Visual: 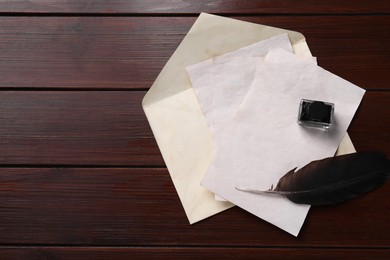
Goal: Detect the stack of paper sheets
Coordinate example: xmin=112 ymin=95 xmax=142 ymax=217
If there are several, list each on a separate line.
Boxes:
xmin=187 ymin=34 xmax=365 ymax=236
xmin=143 ymin=13 xmax=365 ymax=236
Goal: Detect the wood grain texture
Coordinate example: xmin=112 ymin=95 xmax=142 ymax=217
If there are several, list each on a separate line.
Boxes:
xmin=0 ymin=16 xmax=389 ymax=89
xmin=0 ymin=91 xmax=388 ymax=166
xmin=0 ymin=0 xmax=389 ymax=14
xmin=348 ymin=92 xmax=390 ymax=153
xmin=1 ymin=247 xmax=390 ymax=260
xmin=0 ymin=168 xmax=389 ymax=246
xmin=0 ymin=0 xmax=389 ymax=257
xmin=0 ymin=91 xmax=163 ymax=166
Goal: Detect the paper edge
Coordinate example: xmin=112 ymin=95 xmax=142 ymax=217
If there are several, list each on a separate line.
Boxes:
xmin=141 ymin=12 xmax=358 ymax=226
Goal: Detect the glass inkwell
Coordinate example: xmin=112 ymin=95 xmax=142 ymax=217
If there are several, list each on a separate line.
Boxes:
xmin=298 ymin=99 xmax=334 ymax=129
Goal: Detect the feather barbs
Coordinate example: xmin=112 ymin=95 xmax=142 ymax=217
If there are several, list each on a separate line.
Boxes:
xmin=236 ymin=152 xmax=390 ymax=205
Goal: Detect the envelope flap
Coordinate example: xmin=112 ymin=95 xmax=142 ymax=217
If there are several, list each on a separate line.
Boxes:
xmin=142 ymin=13 xmax=307 ymax=107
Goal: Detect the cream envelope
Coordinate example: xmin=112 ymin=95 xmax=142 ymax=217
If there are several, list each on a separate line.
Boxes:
xmin=142 ymin=13 xmax=355 ymax=224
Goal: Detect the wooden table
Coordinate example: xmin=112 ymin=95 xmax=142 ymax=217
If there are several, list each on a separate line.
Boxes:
xmin=0 ymin=1 xmax=389 ymax=259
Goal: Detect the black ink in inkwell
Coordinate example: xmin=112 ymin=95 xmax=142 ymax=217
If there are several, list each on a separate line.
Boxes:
xmin=298 ymin=99 xmax=334 ymax=129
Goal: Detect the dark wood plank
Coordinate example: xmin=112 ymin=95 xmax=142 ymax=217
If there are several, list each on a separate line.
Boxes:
xmin=0 ymin=0 xmax=389 ymax=14
xmin=349 ymin=92 xmax=390 ymax=153
xmin=0 ymin=17 xmax=188 ymax=90
xmin=0 ymin=91 xmax=388 ymax=166
xmin=0 ymin=16 xmax=389 ymax=89
xmin=0 ymin=91 xmax=163 ymax=166
xmin=0 ymin=167 xmax=389 ymax=246
xmin=1 ymin=247 xmax=389 ymax=260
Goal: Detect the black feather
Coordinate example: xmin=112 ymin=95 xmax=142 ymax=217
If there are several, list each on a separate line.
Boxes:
xmin=237 ymin=151 xmax=390 ymax=205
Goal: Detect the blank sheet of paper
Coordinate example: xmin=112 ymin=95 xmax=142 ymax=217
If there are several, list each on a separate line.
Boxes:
xmin=200 ymin=48 xmax=365 ymax=236
xmin=187 ymin=34 xmax=293 ymax=135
